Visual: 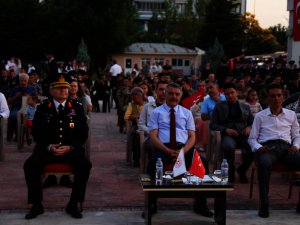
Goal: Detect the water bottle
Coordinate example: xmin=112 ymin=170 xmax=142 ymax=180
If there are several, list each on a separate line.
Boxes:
xmin=221 ymin=159 xmax=229 ymax=184
xmin=155 ymin=158 xmax=163 ymax=185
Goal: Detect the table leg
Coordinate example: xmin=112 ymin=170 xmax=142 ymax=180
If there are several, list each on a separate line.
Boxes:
xmin=214 ymin=191 xmax=226 ymax=225
xmin=144 ymin=192 xmax=152 ymax=225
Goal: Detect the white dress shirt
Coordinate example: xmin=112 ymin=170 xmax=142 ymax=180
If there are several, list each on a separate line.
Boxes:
xmin=0 ymin=92 xmax=10 ymax=119
xmin=248 ymin=108 xmax=300 ymax=152
xmin=109 ymin=64 xmax=122 ymax=77
xmin=138 ymin=101 xmax=157 ymax=134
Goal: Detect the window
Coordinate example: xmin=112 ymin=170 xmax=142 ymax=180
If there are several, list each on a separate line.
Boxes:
xmin=141 ymin=58 xmax=151 ymax=67
xmin=171 ymin=58 xmax=191 ymax=67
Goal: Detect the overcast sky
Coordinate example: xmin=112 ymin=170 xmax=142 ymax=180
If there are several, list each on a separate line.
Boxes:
xmin=247 ymin=0 xmax=289 ymax=28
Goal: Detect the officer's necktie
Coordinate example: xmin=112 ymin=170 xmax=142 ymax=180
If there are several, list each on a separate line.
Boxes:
xmin=58 ymin=104 xmax=64 ymax=118
xmin=170 ymin=108 xmax=176 ymax=150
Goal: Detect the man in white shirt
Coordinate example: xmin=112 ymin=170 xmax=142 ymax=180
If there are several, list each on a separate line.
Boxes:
xmin=248 ymin=83 xmax=300 ymax=218
xmin=0 ymin=92 xmax=10 ymax=119
xmin=109 ymin=60 xmax=122 ymax=107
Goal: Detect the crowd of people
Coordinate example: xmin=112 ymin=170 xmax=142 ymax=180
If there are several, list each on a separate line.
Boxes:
xmin=1 ymin=53 xmax=300 ymax=219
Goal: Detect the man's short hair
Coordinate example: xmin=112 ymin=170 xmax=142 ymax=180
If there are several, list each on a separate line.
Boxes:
xmin=166 ymin=82 xmax=182 ymax=91
xmin=19 ymin=73 xmax=29 ymax=80
xmin=155 ymin=81 xmax=168 ymax=90
xmin=267 ymin=83 xmax=282 ymax=93
xmin=223 ymin=82 xmax=237 ymax=91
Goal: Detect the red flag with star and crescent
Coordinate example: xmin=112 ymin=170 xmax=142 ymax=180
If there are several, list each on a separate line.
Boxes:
xmin=189 ymin=150 xmax=205 ymax=179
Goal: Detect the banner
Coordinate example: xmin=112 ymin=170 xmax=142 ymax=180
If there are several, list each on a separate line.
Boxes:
xmin=294 ymin=0 xmax=300 ymax=41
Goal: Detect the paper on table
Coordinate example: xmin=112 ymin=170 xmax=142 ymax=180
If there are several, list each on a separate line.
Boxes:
xmin=211 ymin=175 xmax=222 ymax=183
xmin=202 ymin=175 xmax=214 ymax=182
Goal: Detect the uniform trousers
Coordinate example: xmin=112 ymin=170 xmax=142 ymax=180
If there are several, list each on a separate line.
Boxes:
xmin=24 ymin=149 xmax=92 ymax=204
xmin=257 ymin=140 xmax=300 ymax=205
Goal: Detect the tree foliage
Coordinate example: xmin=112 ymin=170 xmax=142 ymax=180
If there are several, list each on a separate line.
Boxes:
xmin=268 ymin=24 xmax=287 ymax=51
xmin=240 ymin=13 xmax=279 ymax=55
xmin=0 ymin=0 xmax=137 ymax=69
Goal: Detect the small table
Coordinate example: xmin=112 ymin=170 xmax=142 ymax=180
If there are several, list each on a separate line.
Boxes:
xmin=140 ymin=174 xmax=234 ymax=225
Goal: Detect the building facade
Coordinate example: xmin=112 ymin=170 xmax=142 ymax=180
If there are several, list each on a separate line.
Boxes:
xmin=112 ymin=42 xmax=204 ymax=76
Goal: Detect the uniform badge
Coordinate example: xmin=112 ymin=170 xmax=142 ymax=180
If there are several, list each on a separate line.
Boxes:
xmin=69 ymin=109 xmax=76 ymax=116
xmin=69 ymin=123 xmax=75 ymax=128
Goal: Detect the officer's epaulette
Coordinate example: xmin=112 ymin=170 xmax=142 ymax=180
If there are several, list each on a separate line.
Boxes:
xmin=38 ymin=99 xmax=51 ymax=107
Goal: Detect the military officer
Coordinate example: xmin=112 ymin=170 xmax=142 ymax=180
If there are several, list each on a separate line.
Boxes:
xmin=23 ymin=76 xmax=92 ymax=219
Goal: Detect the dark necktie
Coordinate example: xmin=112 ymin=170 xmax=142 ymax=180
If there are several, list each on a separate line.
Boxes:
xmin=58 ymin=104 xmax=64 ymax=117
xmin=170 ymin=108 xmax=176 ymax=149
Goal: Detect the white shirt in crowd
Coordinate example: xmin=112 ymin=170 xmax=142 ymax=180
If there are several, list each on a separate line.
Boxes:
xmin=248 ymin=107 xmax=300 ymax=152
xmin=0 ymin=93 xmax=10 ymax=119
xmin=109 ymin=64 xmax=122 ymax=77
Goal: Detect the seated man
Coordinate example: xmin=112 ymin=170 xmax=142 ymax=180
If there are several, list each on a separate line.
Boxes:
xmin=248 ymin=83 xmax=300 ymax=218
xmin=147 ymin=82 xmax=213 ymax=217
xmin=23 ymin=76 xmax=92 ymax=219
xmin=7 ymin=73 xmax=36 ymax=141
xmin=210 ymin=82 xmax=253 ymax=183
xmin=138 ymin=81 xmax=168 ymax=159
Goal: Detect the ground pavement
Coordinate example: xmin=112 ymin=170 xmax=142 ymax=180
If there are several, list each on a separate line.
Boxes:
xmin=0 ymin=110 xmax=300 ymax=225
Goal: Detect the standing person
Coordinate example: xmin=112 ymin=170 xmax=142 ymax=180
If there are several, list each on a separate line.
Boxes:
xmin=23 ymin=76 xmax=92 ymax=219
xmin=147 ymin=82 xmax=213 ymax=217
xmin=210 ymin=82 xmax=253 ymax=183
xmin=109 ymin=60 xmax=122 ymax=107
xmin=248 ymin=83 xmax=300 ymax=218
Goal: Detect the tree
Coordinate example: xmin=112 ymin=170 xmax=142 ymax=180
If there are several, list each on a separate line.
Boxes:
xmin=199 ymin=0 xmax=243 ymax=58
xmin=240 ymin=13 xmax=279 ymax=55
xmin=202 ymin=38 xmax=225 ymax=74
xmin=269 ymin=24 xmax=287 ymax=51
xmin=76 ymin=39 xmax=91 ymax=69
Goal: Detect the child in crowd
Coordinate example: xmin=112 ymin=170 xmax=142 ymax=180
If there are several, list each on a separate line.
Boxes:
xmin=24 ymin=93 xmax=39 ymax=145
xmin=245 ymin=89 xmax=262 ymax=117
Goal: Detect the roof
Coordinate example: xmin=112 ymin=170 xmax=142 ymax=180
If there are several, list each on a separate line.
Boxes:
xmin=123 ymin=43 xmax=197 ymax=55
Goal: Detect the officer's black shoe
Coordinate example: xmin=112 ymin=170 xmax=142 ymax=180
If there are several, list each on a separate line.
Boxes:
xmin=42 ymin=175 xmax=57 ymax=188
xmin=60 ymin=175 xmax=73 ymax=188
xmin=193 ymin=204 xmax=214 ymax=217
xmin=258 ymin=204 xmax=269 ymax=218
xmin=25 ymin=203 xmax=44 ymax=219
xmin=65 ymin=202 xmax=83 ymax=219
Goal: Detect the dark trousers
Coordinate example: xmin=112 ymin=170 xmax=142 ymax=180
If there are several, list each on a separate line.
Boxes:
xmin=24 ymin=150 xmax=92 ymax=204
xmin=221 ymin=135 xmax=253 ymax=182
xmin=257 ymin=140 xmax=300 ymax=205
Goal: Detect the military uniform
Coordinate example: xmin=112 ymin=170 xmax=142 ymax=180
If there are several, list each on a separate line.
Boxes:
xmin=24 ymin=98 xmax=92 ymax=205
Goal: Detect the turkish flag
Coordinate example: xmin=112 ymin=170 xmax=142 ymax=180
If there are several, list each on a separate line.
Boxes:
xmin=294 ymin=0 xmax=300 ymax=41
xmin=189 ymin=150 xmax=205 ymax=179
xmin=181 ymin=90 xmax=205 ymax=109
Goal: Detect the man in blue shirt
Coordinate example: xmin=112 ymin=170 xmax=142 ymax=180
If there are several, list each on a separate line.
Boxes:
xmin=201 ymin=81 xmax=226 ymax=121
xmin=147 ymin=82 xmax=213 ymax=217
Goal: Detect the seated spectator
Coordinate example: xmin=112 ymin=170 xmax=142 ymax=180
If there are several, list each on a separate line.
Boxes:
xmin=124 ymin=87 xmax=146 ymax=167
xmin=0 ymin=91 xmax=10 ymax=119
xmin=24 ymin=93 xmax=39 ymax=145
xmin=138 ymin=81 xmax=168 ymax=158
xmin=116 ymin=78 xmax=131 ymax=133
xmin=7 ymin=73 xmax=36 ymax=142
xmin=139 ymin=82 xmax=155 ymax=103
xmin=147 ymin=82 xmax=213 ymax=217
xmin=210 ymin=82 xmax=253 ymax=183
xmin=200 ymin=81 xmax=226 ymax=121
xmin=248 ymin=83 xmax=300 ymax=218
xmin=245 ymin=89 xmax=262 ymax=117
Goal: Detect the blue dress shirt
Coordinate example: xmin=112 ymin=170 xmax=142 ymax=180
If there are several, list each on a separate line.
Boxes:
xmin=148 ymin=103 xmax=195 ymax=144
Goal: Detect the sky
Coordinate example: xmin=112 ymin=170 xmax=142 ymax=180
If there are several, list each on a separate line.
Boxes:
xmin=246 ymin=0 xmax=289 ymax=28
